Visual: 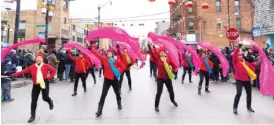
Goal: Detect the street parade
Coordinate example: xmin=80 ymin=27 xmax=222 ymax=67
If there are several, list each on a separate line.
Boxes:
xmin=1 ymin=0 xmax=274 ymax=124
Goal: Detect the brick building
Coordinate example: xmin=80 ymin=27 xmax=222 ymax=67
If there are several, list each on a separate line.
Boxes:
xmin=2 ymin=0 xmax=72 ymax=50
xmin=170 ymin=0 xmax=265 ymax=48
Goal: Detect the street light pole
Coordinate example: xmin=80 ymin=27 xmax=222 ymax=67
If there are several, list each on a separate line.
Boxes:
xmin=45 ymin=3 xmax=49 ymax=50
xmin=13 ymin=0 xmax=21 ymax=44
xmin=97 ymin=6 xmax=100 ymax=29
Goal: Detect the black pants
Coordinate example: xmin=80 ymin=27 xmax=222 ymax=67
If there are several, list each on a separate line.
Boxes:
xmin=198 ymin=70 xmax=210 ymax=89
xmin=74 ymin=73 xmax=87 ymax=92
xmin=233 ymin=80 xmax=252 ymax=108
xmin=212 ymin=70 xmax=219 ymax=81
xmin=182 ymin=67 xmax=192 ymax=82
xmin=155 ymin=78 xmax=175 ymax=107
xmin=118 ymin=70 xmax=132 ymax=90
xmin=69 ymin=66 xmax=76 ymax=82
xmin=150 ymin=61 xmax=157 ymax=78
xmin=98 ymin=78 xmax=121 ymax=106
xmin=87 ymin=68 xmax=96 ymax=83
xmin=31 ymin=80 xmax=52 ymax=112
xmin=99 ymin=65 xmax=104 ymax=77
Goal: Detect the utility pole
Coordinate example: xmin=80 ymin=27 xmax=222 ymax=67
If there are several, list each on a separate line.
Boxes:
xmin=13 ymin=0 xmax=21 ymax=44
xmin=97 ymin=7 xmax=100 ymax=28
xmin=45 ymin=3 xmax=49 ymax=50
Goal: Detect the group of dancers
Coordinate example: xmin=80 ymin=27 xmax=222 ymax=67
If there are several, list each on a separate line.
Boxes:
xmin=10 ymin=43 xmax=256 ymax=123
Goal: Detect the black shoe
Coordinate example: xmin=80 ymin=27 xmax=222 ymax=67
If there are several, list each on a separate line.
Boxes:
xmin=84 ymin=89 xmax=87 ymax=92
xmin=49 ymin=100 xmax=54 ymax=110
xmin=94 ymin=81 xmax=96 ymax=84
xmin=155 ymin=107 xmax=159 ymax=112
xmin=172 ymin=101 xmax=178 ymax=107
xmin=118 ymin=104 xmax=122 ymax=110
xmin=247 ymin=107 xmax=255 ymax=113
xmin=72 ymin=92 xmax=77 ymax=96
xmin=198 ymin=90 xmax=202 ymax=95
xmin=233 ymin=108 xmax=238 ymax=115
xmin=129 ymin=87 xmax=132 ymax=91
xmin=28 ymin=112 xmax=35 ymax=123
xmin=95 ymin=105 xmax=103 ymax=117
xmin=205 ymin=89 xmax=211 ymax=93
xmin=189 ymin=81 xmax=193 ymax=83
xmin=182 ymin=81 xmax=184 ymax=84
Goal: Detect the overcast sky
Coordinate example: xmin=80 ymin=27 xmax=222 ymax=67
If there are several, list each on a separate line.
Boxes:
xmin=1 ymin=0 xmax=170 ymax=37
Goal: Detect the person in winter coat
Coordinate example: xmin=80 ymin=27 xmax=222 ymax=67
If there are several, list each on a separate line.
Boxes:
xmin=116 ymin=45 xmax=134 ymax=92
xmin=232 ymin=44 xmax=256 ymax=115
xmin=91 ymin=48 xmax=125 ymax=117
xmin=47 ymin=50 xmax=59 ymax=83
xmin=209 ymin=53 xmax=220 ymax=83
xmin=182 ymin=51 xmax=194 ymax=84
xmin=11 ymin=54 xmax=56 ymax=123
xmin=148 ymin=44 xmax=178 ymax=112
xmin=1 ymin=58 xmax=16 ymax=102
xmin=198 ymin=51 xmax=214 ymax=95
xmin=67 ymin=49 xmax=91 ymax=96
xmin=57 ymin=50 xmax=66 ymax=81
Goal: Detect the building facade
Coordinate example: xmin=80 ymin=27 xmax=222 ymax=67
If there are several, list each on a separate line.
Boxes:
xmin=170 ymin=0 xmax=265 ymax=47
xmin=254 ymin=0 xmax=274 ymax=47
xmin=1 ymin=0 xmax=71 ymax=50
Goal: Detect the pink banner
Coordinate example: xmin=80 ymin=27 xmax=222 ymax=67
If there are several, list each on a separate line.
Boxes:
xmin=1 ymin=38 xmax=45 ymax=62
xmin=198 ymin=41 xmax=229 ymax=77
xmin=63 ymin=43 xmax=101 ymax=69
xmin=85 ymin=27 xmax=144 ymax=69
xmin=244 ymin=39 xmax=274 ymax=97
xmin=112 ymin=41 xmax=137 ymax=60
xmin=148 ymin=32 xmax=180 ymax=68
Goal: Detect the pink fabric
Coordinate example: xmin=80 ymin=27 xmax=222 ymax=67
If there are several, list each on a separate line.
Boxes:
xmin=244 ymin=39 xmax=274 ymax=97
xmin=183 ymin=45 xmax=201 ymax=75
xmin=63 ymin=43 xmax=101 ymax=69
xmin=112 ymin=42 xmax=137 ymax=60
xmin=148 ymin=32 xmax=180 ymax=68
xmin=198 ymin=41 xmax=229 ymax=77
xmin=1 ymin=38 xmax=45 ymax=62
xmin=85 ymin=27 xmax=144 ymax=69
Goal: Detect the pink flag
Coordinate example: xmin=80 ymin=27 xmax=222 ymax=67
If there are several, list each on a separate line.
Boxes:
xmin=112 ymin=41 xmax=137 ymax=60
xmin=198 ymin=41 xmax=229 ymax=77
xmin=244 ymin=39 xmax=274 ymax=97
xmin=85 ymin=27 xmax=144 ymax=69
xmin=63 ymin=43 xmax=101 ymax=69
xmin=1 ymin=38 xmax=45 ymax=62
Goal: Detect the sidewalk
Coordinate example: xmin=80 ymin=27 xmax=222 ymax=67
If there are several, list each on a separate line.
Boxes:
xmin=11 ymin=78 xmax=32 ymax=89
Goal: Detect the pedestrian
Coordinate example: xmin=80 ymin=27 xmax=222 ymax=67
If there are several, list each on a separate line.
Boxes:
xmin=232 ymin=45 xmax=256 ymax=115
xmin=1 ymin=58 xmax=16 ymax=102
xmin=66 ymin=49 xmax=91 ymax=96
xmin=57 ymin=50 xmax=66 ymax=81
xmin=182 ymin=51 xmax=194 ymax=84
xmin=91 ymin=48 xmax=125 ymax=117
xmin=209 ymin=53 xmax=220 ymax=83
xmin=64 ymin=50 xmax=72 ymax=81
xmin=116 ymin=45 xmax=134 ymax=92
xmin=47 ymin=50 xmax=59 ymax=83
xmin=11 ymin=54 xmax=56 ymax=123
xmin=148 ymin=45 xmax=178 ymax=112
xmin=198 ymin=51 xmax=213 ymax=95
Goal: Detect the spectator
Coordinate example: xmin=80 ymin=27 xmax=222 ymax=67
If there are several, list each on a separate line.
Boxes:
xmin=1 ymin=58 xmax=16 ymax=102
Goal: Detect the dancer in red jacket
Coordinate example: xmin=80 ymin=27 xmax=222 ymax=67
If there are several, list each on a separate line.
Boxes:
xmin=198 ymin=51 xmax=213 ymax=95
xmin=116 ymin=44 xmax=134 ymax=92
xmin=91 ymin=48 xmax=125 ymax=117
xmin=182 ymin=51 xmax=194 ymax=84
xmin=232 ymin=44 xmax=255 ymax=115
xmin=67 ymin=49 xmax=91 ymax=96
xmin=148 ymin=44 xmax=178 ymax=112
xmin=11 ymin=54 xmax=56 ymax=123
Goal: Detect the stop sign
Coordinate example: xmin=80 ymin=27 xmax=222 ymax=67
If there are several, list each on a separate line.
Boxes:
xmin=225 ymin=28 xmax=239 ymax=41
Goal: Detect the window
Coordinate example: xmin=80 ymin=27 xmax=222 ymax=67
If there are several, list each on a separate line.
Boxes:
xmin=72 ymin=36 xmax=75 ymax=41
xmin=217 ymin=23 xmax=222 ymax=30
xmin=19 ymin=21 xmax=26 ymax=30
xmin=235 ymin=0 xmax=240 ymax=12
xmin=63 ymin=0 xmax=68 ymax=10
xmin=188 ymin=7 xmax=193 ymax=13
xmin=72 ymin=25 xmax=76 ymax=31
xmin=18 ymin=21 xmax=26 ymax=41
xmin=189 ymin=18 xmax=194 ymax=31
xmin=236 ymin=18 xmax=241 ymax=29
xmin=216 ymin=0 xmax=221 ymax=12
xmin=77 ymin=37 xmax=83 ymax=43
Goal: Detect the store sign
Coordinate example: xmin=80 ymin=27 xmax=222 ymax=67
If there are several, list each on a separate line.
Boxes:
xmin=253 ymin=26 xmax=261 ymax=37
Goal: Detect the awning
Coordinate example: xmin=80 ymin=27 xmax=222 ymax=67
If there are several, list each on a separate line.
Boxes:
xmin=48 ymin=34 xmax=58 ymax=39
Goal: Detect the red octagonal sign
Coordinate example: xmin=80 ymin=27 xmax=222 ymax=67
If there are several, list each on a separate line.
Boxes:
xmin=225 ymin=28 xmax=239 ymax=41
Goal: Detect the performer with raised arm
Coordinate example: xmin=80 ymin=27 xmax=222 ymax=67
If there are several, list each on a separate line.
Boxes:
xmin=11 ymin=54 xmax=56 ymax=123
xmin=148 ymin=44 xmax=178 ymax=112
xmin=116 ymin=44 xmax=134 ymax=92
xmin=91 ymin=48 xmax=125 ymax=117
xmin=198 ymin=51 xmax=213 ymax=95
xmin=182 ymin=51 xmax=194 ymax=84
xmin=66 ymin=49 xmax=91 ymax=96
xmin=232 ymin=44 xmax=256 ymax=115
